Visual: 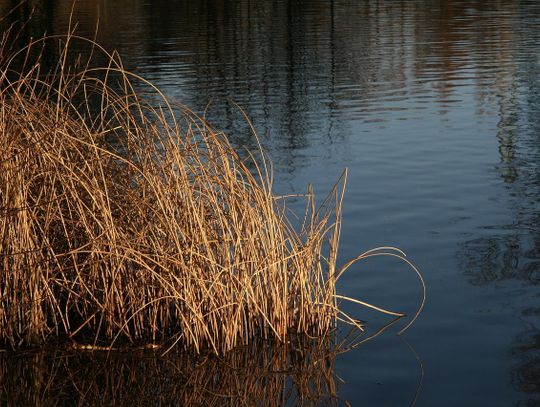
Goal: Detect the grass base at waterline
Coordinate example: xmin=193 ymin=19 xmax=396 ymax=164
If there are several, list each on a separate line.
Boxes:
xmin=0 ymin=29 xmax=424 ymax=354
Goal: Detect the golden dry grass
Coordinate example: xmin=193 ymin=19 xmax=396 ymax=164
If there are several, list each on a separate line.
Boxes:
xmin=0 ymin=20 xmax=424 ymax=354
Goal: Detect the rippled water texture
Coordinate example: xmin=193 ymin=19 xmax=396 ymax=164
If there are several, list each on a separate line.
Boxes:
xmin=1 ymin=1 xmax=539 ymax=405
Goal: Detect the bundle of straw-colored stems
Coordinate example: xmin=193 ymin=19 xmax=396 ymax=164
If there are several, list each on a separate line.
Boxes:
xmin=0 ymin=24 xmax=424 ymax=353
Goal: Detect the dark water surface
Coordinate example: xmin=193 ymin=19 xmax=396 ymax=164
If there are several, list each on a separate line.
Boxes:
xmin=2 ymin=0 xmax=540 ymax=405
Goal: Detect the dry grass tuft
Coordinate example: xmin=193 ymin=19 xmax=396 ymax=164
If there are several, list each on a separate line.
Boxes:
xmin=0 ymin=23 xmax=424 ymax=354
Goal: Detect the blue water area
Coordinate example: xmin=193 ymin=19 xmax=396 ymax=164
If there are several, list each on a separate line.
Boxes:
xmin=1 ymin=0 xmax=539 ymax=405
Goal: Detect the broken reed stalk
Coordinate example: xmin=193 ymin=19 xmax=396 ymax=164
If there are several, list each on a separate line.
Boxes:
xmin=0 ymin=29 xmax=424 ymax=354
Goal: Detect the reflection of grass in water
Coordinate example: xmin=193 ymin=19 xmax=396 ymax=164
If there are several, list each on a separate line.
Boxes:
xmin=0 ymin=322 xmax=426 ymax=406
xmin=0 ymin=336 xmax=341 ymax=406
xmin=0 ymin=6 xmax=424 ymax=354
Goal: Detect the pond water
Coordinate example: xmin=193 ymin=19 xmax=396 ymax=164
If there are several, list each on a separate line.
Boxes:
xmin=1 ymin=0 xmax=539 ymax=405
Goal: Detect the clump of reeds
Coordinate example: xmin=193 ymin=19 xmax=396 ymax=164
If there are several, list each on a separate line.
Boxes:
xmin=0 ymin=24 xmax=424 ymax=353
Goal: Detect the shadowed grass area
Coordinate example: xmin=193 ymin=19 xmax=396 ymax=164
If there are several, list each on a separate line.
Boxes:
xmin=0 ymin=16 xmax=424 ymax=354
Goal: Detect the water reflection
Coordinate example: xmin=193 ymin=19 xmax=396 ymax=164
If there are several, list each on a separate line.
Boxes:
xmin=457 ymin=15 xmax=540 ymax=403
xmin=512 ymin=322 xmax=540 ymax=406
xmin=0 ymin=323 xmax=428 ymax=406
xmin=13 ymin=0 xmax=538 ymax=168
xmin=0 ymin=336 xmax=341 ymax=406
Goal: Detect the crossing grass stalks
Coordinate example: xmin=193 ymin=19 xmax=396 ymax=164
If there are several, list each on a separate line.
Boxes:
xmin=0 ymin=25 xmax=424 ymax=354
